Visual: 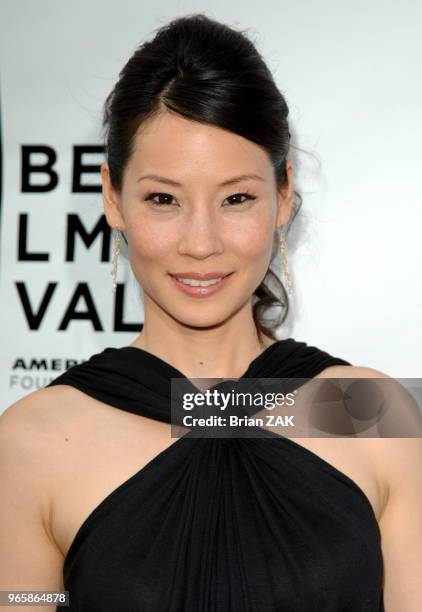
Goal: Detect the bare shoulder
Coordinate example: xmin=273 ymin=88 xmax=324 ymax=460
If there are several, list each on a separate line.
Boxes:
xmin=0 ymin=385 xmax=92 ymax=520
xmin=1 ymin=384 xmax=77 ymax=429
xmin=0 ymin=385 xmax=84 ymax=462
xmin=0 ymin=386 xmax=75 ymax=500
xmin=1 ymin=385 xmax=70 ymax=449
xmin=316 ymin=363 xmax=390 ymax=380
xmin=329 ymin=366 xmax=422 ymax=607
xmin=317 ymin=364 xmax=422 ymax=500
xmin=0 ymin=386 xmax=80 ymax=597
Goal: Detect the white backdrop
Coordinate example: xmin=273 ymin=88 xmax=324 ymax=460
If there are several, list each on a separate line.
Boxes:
xmin=1 ymin=0 xmax=421 ymax=410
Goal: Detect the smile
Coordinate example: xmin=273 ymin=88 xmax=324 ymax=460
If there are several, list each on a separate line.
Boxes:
xmin=169 ymin=273 xmax=234 ymax=297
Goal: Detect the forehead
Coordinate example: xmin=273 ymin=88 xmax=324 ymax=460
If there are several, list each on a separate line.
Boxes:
xmin=127 ymin=111 xmax=273 ymax=184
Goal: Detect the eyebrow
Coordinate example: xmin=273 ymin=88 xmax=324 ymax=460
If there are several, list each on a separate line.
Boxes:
xmin=135 ymin=173 xmax=265 ymax=187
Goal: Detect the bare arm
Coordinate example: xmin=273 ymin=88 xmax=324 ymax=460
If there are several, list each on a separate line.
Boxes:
xmin=378 ymin=436 xmax=422 ymax=610
xmin=0 ymin=392 xmax=65 ymax=611
xmin=355 ymin=367 xmax=422 ymax=610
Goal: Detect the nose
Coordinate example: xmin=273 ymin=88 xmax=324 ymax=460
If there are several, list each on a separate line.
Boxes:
xmin=177 ymin=209 xmax=224 ymax=259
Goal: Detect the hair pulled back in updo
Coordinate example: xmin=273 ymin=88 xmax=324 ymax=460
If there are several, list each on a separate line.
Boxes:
xmin=102 ymin=12 xmax=302 ymax=341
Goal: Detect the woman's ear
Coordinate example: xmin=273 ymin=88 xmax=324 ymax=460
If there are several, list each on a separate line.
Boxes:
xmin=101 ymin=162 xmax=126 ymax=231
xmin=276 ymin=160 xmax=294 ymax=229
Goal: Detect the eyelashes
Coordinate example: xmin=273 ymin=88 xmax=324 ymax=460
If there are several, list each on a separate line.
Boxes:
xmin=143 ymin=191 xmax=258 ymax=208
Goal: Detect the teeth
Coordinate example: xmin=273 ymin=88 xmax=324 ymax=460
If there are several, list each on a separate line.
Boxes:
xmin=176 ymin=277 xmax=224 ymax=287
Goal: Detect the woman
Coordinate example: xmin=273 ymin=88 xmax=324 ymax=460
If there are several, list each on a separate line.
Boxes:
xmin=1 ymin=13 xmax=421 ymax=612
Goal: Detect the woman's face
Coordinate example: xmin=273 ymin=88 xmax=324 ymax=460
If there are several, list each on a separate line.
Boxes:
xmin=102 ymin=111 xmax=294 ymax=328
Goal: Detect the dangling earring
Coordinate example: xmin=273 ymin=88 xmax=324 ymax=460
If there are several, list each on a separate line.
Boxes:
xmin=279 ymin=232 xmax=293 ymax=297
xmin=111 ymin=226 xmax=121 ymax=293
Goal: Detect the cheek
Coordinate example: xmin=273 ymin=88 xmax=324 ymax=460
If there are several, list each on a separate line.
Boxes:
xmin=124 ymin=224 xmax=174 ymax=294
xmin=126 ymin=223 xmax=173 ymax=260
xmin=229 ymin=216 xmax=275 ymax=260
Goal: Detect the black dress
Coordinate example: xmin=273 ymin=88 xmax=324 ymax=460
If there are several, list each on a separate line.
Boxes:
xmin=46 ymin=338 xmax=384 ymax=611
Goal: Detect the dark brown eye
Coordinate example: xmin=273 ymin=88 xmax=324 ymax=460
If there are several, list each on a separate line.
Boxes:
xmin=143 ymin=191 xmax=257 ymax=208
xmin=225 ymin=192 xmax=257 ymax=206
xmin=144 ymin=192 xmax=176 ymax=206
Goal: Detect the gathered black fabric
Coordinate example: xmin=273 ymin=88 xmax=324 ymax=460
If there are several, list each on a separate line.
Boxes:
xmin=46 ymin=338 xmax=384 ymax=611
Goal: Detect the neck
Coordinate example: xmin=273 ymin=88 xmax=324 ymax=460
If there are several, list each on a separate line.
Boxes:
xmin=129 ymin=303 xmax=276 ymax=380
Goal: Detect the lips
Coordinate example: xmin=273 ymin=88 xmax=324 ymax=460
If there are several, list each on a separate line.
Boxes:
xmin=169 ymin=272 xmax=232 ymax=281
xmin=169 ymin=271 xmax=234 ymax=297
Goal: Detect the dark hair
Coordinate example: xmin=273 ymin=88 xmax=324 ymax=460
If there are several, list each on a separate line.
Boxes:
xmin=102 ymin=12 xmax=302 ymax=342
